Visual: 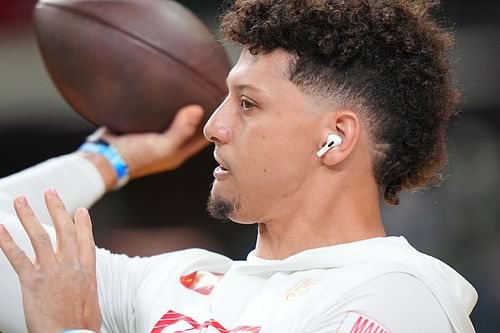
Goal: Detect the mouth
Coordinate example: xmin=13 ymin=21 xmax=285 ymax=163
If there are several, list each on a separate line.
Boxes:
xmin=214 ymin=152 xmax=230 ymax=170
xmin=217 ymin=165 xmax=229 ymax=171
xmin=213 ymin=152 xmax=230 ymax=180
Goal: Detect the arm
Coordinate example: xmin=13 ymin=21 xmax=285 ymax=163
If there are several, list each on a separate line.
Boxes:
xmin=0 ymin=192 xmax=101 ymax=333
xmin=0 ymin=105 xmax=207 ymax=225
xmin=0 ymin=105 xmax=208 ymax=332
xmin=0 ymin=154 xmax=105 ymax=226
xmin=0 ymin=193 xmax=205 ymax=333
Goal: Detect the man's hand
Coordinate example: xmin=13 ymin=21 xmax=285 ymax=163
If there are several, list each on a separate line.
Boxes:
xmin=0 ymin=190 xmax=101 ymax=333
xmin=96 ymin=104 xmax=209 ymax=180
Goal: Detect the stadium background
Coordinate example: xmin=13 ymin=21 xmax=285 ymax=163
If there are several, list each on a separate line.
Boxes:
xmin=0 ymin=0 xmax=498 ymax=331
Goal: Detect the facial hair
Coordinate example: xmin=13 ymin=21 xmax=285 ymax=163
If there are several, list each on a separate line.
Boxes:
xmin=207 ymin=193 xmax=239 ymax=223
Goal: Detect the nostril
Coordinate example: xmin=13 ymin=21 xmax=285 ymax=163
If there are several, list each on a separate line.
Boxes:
xmin=207 ymin=126 xmax=232 ymax=144
xmin=210 ymin=136 xmax=221 ymax=144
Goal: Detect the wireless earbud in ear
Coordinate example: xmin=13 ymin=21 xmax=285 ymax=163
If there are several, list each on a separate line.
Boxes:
xmin=316 ymin=133 xmax=343 ymax=157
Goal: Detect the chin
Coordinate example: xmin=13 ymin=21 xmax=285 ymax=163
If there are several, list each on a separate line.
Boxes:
xmin=207 ymin=191 xmax=237 ymax=222
xmin=208 ymin=183 xmax=261 ymax=224
xmin=206 ymin=192 xmax=258 ymax=225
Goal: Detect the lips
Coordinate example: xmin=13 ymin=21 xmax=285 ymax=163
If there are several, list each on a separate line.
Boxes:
xmin=213 ymin=152 xmax=230 ymax=180
xmin=213 ymin=152 xmax=230 ymax=171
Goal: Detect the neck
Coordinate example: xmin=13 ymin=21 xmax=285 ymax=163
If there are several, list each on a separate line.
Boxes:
xmin=254 ymin=172 xmax=385 ymax=260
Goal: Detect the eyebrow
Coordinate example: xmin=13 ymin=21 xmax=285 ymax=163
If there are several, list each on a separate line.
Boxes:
xmin=225 ymin=72 xmax=264 ymax=94
xmin=233 ymin=83 xmax=263 ymax=93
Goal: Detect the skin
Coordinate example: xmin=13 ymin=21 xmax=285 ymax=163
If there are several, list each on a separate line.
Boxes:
xmin=0 ymin=191 xmax=101 ymax=333
xmin=82 ymin=104 xmax=209 ymax=191
xmin=0 ymin=104 xmax=208 ymax=332
xmin=0 ymin=48 xmax=387 ymax=331
xmin=204 ymin=49 xmax=386 ymax=259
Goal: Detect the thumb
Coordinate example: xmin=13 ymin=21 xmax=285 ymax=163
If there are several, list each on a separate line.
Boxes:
xmin=161 ymin=105 xmax=205 ymax=148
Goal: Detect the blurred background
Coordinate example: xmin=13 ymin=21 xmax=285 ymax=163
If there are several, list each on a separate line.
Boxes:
xmin=0 ymin=0 xmax=498 ymax=331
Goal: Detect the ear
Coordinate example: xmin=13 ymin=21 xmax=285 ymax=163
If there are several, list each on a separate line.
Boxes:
xmin=319 ymin=110 xmax=361 ymax=166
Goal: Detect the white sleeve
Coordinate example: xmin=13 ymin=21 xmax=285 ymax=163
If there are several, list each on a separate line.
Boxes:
xmin=306 ymin=272 xmax=454 ymax=333
xmin=95 ymin=249 xmax=152 ymax=333
xmin=0 ymin=212 xmax=153 ymax=333
xmin=0 ymin=153 xmax=105 ymax=226
xmin=0 ymin=154 xmax=106 ymax=332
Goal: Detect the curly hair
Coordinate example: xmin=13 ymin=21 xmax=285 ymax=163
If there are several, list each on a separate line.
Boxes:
xmin=220 ymin=0 xmax=458 ymax=205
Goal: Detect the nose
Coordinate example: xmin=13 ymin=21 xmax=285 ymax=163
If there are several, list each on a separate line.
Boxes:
xmin=203 ymin=98 xmax=231 ymax=144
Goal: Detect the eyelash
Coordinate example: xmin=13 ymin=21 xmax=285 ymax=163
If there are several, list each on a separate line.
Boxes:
xmin=240 ymin=96 xmax=256 ymax=112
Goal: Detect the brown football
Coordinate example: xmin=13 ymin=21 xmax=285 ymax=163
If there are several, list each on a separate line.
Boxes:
xmin=34 ymin=0 xmax=231 ymax=133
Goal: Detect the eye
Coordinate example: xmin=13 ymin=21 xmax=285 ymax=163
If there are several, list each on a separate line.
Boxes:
xmin=240 ymin=96 xmax=256 ymax=112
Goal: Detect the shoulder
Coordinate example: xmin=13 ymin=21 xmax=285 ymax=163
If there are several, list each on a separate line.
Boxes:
xmin=96 ymin=247 xmax=232 ymax=268
xmin=334 ymin=272 xmax=454 ymax=333
xmin=148 ymin=248 xmax=233 ymax=274
xmin=95 ymin=247 xmax=233 ymax=281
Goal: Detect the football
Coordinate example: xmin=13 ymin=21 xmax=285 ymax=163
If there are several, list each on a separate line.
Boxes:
xmin=34 ymin=0 xmax=231 ymax=133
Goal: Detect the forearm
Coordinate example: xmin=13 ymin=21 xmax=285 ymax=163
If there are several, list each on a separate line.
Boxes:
xmin=79 ymin=151 xmax=118 ymax=191
xmin=0 ymin=153 xmax=105 ymax=225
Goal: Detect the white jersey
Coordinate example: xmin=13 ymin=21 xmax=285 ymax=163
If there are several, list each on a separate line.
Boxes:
xmin=0 ymin=154 xmax=478 ymax=333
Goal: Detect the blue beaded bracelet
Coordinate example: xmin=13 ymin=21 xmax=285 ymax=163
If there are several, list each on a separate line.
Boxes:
xmin=79 ymin=140 xmax=129 ymax=189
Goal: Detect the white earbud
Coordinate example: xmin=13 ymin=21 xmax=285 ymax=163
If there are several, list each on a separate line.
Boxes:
xmin=316 ymin=133 xmax=343 ymax=157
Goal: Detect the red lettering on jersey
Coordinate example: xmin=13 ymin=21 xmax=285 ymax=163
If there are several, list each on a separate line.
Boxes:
xmin=350 ymin=316 xmax=369 ymax=333
xmin=151 ymin=310 xmax=261 ymax=333
xmin=336 ymin=312 xmax=390 ymax=333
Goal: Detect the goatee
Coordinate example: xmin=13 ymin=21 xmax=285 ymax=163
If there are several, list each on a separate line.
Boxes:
xmin=207 ymin=194 xmax=239 ymax=223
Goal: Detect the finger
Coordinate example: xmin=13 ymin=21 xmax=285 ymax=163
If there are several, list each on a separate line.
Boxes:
xmin=0 ymin=224 xmax=35 ymax=277
xmin=0 ymin=224 xmax=34 ymax=276
xmin=13 ymin=196 xmax=56 ymax=266
xmin=85 ymin=126 xmax=108 ymax=142
xmin=99 ymin=126 xmax=120 ymax=143
xmin=161 ymin=105 xmax=205 ymax=148
xmin=44 ymin=189 xmax=78 ymax=261
xmin=74 ymin=208 xmax=96 ymax=273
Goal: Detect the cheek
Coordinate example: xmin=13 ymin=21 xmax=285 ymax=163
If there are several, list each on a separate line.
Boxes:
xmin=238 ymin=127 xmax=314 ymax=192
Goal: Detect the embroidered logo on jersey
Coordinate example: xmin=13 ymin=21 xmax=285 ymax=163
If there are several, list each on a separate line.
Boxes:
xmin=151 ymin=310 xmax=261 ymax=333
xmin=283 ymin=278 xmax=318 ymax=301
xmin=336 ymin=312 xmax=390 ymax=333
xmin=179 ymin=271 xmax=224 ymax=295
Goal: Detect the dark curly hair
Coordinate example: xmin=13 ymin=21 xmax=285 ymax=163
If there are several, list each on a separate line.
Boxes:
xmin=220 ymin=0 xmax=458 ymax=205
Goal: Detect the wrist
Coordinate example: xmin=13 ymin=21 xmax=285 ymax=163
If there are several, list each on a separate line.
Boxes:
xmin=78 ymin=140 xmax=129 ymax=191
xmin=79 ymin=151 xmax=117 ymax=192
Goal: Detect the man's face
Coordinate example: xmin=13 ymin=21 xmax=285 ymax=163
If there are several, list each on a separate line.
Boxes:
xmin=204 ymin=49 xmax=325 ymax=224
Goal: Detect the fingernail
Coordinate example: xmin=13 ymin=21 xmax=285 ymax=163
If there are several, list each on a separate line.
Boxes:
xmin=15 ymin=196 xmax=28 ymax=207
xmin=76 ymin=208 xmax=92 ymax=227
xmin=77 ymin=207 xmax=89 ymax=216
xmin=47 ymin=188 xmax=59 ymax=198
